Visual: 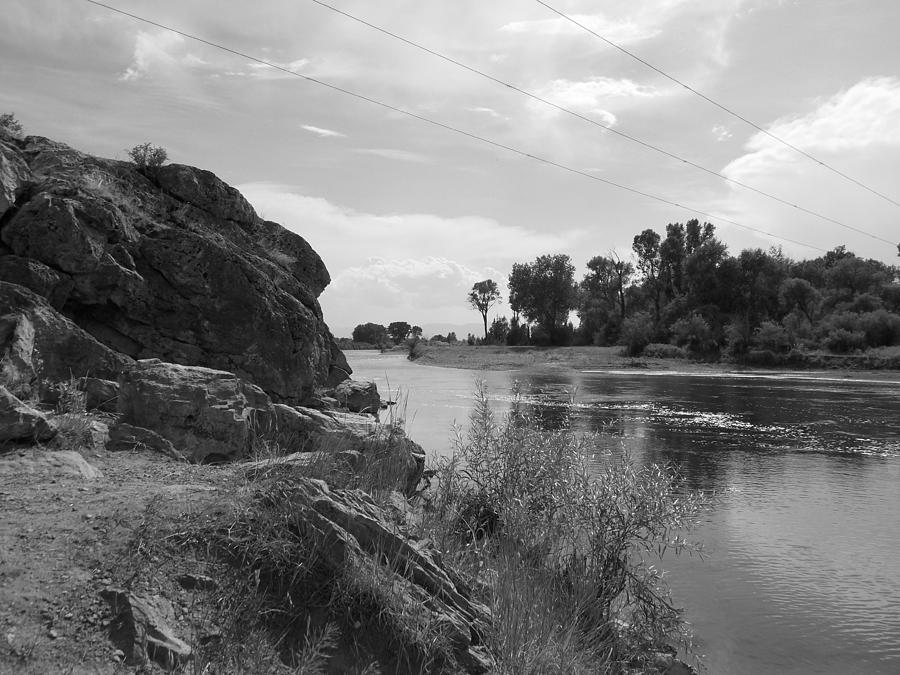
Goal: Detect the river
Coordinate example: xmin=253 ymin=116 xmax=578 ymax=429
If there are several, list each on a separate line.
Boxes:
xmin=347 ymin=350 xmax=900 ymax=675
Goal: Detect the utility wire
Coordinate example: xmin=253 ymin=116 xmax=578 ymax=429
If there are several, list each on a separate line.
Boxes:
xmin=82 ymin=0 xmax=827 ymax=253
xmin=535 ymin=0 xmax=900 ymax=211
xmin=309 ymin=0 xmax=894 ymax=246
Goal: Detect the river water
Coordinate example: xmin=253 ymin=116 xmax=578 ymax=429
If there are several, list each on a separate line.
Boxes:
xmin=347 ymin=351 xmax=900 ymax=675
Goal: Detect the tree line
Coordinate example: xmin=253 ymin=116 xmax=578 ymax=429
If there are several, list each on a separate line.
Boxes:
xmin=469 ymin=219 xmax=900 ymax=360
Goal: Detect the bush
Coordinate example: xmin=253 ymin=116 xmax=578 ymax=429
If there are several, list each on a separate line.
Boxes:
xmin=0 ymin=112 xmax=24 ymax=138
xmin=620 ymin=311 xmax=654 ymax=356
xmin=741 ymin=349 xmax=781 ymax=366
xmin=431 ymin=386 xmax=705 ymax=671
xmin=127 ymin=142 xmax=168 ymax=171
xmin=824 ymin=328 xmax=867 ymax=353
xmin=753 ymin=320 xmax=791 ymax=353
xmin=858 ymin=309 xmax=900 ymax=347
xmin=642 ymin=343 xmax=686 ymax=359
xmin=670 ymin=313 xmax=716 ymax=356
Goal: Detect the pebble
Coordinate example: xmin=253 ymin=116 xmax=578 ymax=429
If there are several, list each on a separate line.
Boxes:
xmin=48 ymin=628 xmax=59 ymax=639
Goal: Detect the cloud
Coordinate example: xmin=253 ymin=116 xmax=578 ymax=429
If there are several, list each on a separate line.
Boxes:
xmin=723 ymin=77 xmax=900 ymax=180
xmin=530 ymin=76 xmax=660 ymax=123
xmin=234 ymin=183 xmax=573 ymax=328
xmin=712 ymin=125 xmax=733 ymax=142
xmin=120 ymin=30 xmax=187 ymax=81
xmin=301 ymin=124 xmax=345 ymax=138
xmin=242 ymin=58 xmax=310 ymax=79
xmin=354 ymin=148 xmax=431 ymax=163
xmin=715 ymin=77 xmax=900 ymax=259
xmin=500 ymin=14 xmax=657 ymax=43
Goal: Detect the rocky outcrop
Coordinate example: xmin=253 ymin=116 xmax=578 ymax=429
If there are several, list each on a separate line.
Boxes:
xmin=117 ymin=359 xmax=272 ymax=464
xmin=0 ymin=385 xmax=55 ymax=442
xmin=262 ymin=478 xmax=491 ymax=673
xmin=0 ymin=134 xmax=349 ymax=403
xmin=333 ymin=378 xmax=381 ymax=414
xmin=115 ymin=360 xmax=425 ymax=490
xmin=0 ymin=282 xmax=130 ymax=399
xmin=100 ymin=589 xmax=191 ymax=669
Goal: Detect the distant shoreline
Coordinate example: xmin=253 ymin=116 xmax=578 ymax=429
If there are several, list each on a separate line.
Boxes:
xmin=407 ymin=344 xmax=900 ymax=380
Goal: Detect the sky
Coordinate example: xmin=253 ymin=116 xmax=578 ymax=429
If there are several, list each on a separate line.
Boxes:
xmin=2 ymin=0 xmax=899 ymax=337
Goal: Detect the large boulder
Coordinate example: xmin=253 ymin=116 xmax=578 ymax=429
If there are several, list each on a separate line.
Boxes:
xmin=117 ymin=359 xmax=273 ymax=463
xmin=0 ymin=282 xmax=130 ymax=399
xmin=333 ymin=378 xmax=381 ymax=414
xmin=0 ymin=385 xmax=55 ymax=443
xmin=101 ymin=589 xmax=191 ymax=669
xmin=0 ymin=135 xmax=350 ymax=403
xmin=253 ymin=478 xmax=491 ymax=673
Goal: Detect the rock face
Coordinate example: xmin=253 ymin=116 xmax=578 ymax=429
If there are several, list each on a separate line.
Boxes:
xmin=266 ymin=478 xmax=491 ymax=673
xmin=117 ymin=359 xmax=272 ymax=464
xmin=333 ymin=378 xmax=381 ymax=414
xmin=0 ymin=385 xmax=55 ymax=442
xmin=115 ymin=360 xmax=425 ymax=490
xmin=0 ymin=133 xmax=349 ymax=403
xmin=101 ymin=589 xmax=191 ymax=669
xmin=0 ymin=282 xmax=130 ymax=399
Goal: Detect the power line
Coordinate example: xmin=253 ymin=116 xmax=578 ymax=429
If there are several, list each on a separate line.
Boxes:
xmin=534 ymin=0 xmax=900 ymax=212
xmin=82 ymin=0 xmax=827 ymax=254
xmin=308 ymin=0 xmax=894 ymax=246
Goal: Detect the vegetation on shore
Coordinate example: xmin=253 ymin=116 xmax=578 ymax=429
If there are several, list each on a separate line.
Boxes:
xmin=17 ymin=383 xmax=701 ymax=674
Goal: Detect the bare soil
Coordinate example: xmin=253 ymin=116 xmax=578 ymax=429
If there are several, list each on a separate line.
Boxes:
xmin=0 ymin=420 xmax=232 ymax=674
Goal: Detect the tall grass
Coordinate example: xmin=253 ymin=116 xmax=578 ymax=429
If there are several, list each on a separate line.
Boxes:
xmin=426 ymin=384 xmax=705 ymax=673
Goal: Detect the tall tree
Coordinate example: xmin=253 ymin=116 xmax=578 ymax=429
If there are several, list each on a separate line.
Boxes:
xmin=632 ymin=229 xmax=663 ymax=319
xmin=507 ymin=254 xmax=577 ymax=343
xmin=352 ymin=322 xmax=388 ymax=345
xmin=387 ymin=321 xmax=412 ymax=344
xmin=468 ymin=279 xmax=501 ymax=339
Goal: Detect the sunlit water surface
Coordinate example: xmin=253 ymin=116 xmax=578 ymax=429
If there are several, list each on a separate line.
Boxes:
xmin=348 ymin=351 xmax=900 ymax=675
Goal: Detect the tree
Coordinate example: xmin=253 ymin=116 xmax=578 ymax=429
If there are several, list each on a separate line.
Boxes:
xmin=468 ymin=280 xmax=501 ymax=339
xmin=352 ymin=322 xmax=388 ymax=345
xmin=0 ymin=113 xmax=23 ymax=137
xmin=779 ymin=278 xmax=821 ymax=324
xmin=507 ymin=254 xmax=577 ymax=344
xmin=488 ymin=316 xmax=509 ymax=344
xmin=387 ymin=321 xmax=412 ymax=344
xmin=632 ymin=229 xmax=663 ymax=319
xmin=411 ymin=325 xmax=423 ymax=340
xmin=127 ymin=142 xmax=168 ymax=172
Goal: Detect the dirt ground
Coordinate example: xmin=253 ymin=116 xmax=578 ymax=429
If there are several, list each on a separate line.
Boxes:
xmin=0 ymin=419 xmax=231 ymax=674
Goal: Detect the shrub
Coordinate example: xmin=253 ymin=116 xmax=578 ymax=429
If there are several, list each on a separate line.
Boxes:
xmin=643 ymin=343 xmax=686 ymax=359
xmin=858 ymin=309 xmax=900 ymax=347
xmin=670 ymin=313 xmax=716 ymax=356
xmin=0 ymin=112 xmax=24 ymax=137
xmin=824 ymin=328 xmax=866 ymax=353
xmin=741 ymin=349 xmax=781 ymax=366
xmin=620 ymin=311 xmax=654 ymax=356
xmin=753 ymin=320 xmax=791 ymax=353
xmin=127 ymin=142 xmax=168 ymax=171
xmin=431 ymin=385 xmax=705 ymax=671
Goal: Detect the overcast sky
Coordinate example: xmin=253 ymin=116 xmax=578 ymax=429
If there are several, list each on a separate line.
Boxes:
xmin=2 ymin=0 xmax=899 ymax=336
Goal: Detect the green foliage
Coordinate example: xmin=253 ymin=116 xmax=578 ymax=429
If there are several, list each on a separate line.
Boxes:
xmin=352 ymin=322 xmax=388 ymax=346
xmin=643 ymin=343 xmax=687 ymax=359
xmin=488 ymin=315 xmax=509 ymax=344
xmin=508 ymin=255 xmax=577 ymax=343
xmin=386 ymin=321 xmax=411 ymax=345
xmin=468 ymin=279 xmax=502 ymax=338
xmin=0 ymin=112 xmax=24 ymax=137
xmin=432 ymin=385 xmax=705 ymax=671
xmin=824 ymin=328 xmax=867 ymax=353
xmin=753 ymin=320 xmax=791 ymax=353
xmin=127 ymin=142 xmax=168 ymax=171
xmin=670 ymin=313 xmax=715 ymax=356
xmin=620 ymin=311 xmax=655 ymax=356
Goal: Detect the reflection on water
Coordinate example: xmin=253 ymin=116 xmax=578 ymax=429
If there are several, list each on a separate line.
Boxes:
xmin=348 ymin=351 xmax=900 ymax=675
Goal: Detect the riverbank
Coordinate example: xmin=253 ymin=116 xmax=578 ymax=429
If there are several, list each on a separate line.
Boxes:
xmin=410 ymin=344 xmax=900 ymax=378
